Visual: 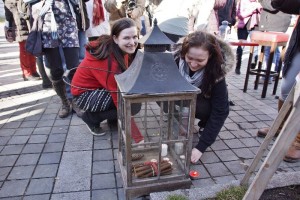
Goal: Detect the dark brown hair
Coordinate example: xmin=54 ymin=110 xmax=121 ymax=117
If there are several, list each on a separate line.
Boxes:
xmin=86 ymin=18 xmax=137 ymax=73
xmin=180 ymin=31 xmax=225 ymax=97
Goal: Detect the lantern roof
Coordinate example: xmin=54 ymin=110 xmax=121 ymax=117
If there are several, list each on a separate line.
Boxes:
xmin=115 ymin=19 xmax=200 ymax=95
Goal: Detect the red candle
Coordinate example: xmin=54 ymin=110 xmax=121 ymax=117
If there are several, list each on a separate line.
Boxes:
xmin=189 ymin=170 xmax=200 ymax=180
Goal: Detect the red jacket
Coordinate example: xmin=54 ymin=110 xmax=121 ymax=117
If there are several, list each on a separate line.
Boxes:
xmin=71 ymin=49 xmax=128 ymax=106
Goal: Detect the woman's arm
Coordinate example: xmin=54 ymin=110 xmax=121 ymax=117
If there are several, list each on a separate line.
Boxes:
xmin=195 ymin=79 xmax=230 ymax=153
xmin=238 ymin=0 xmax=261 ymax=19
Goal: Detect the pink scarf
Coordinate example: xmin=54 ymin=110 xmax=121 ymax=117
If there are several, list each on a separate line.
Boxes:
xmin=93 ymin=0 xmax=105 ymax=26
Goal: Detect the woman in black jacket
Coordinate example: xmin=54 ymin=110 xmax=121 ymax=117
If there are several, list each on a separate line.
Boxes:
xmin=174 ymin=31 xmax=234 ymax=163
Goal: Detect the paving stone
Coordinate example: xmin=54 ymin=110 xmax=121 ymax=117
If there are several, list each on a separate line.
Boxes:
xmin=200 ymin=151 xmax=220 ymax=164
xmin=213 ymin=175 xmax=236 ymax=184
xmin=26 ymin=178 xmax=54 ymax=195
xmin=24 ymin=114 xmax=42 ymax=121
xmin=229 ymin=116 xmax=247 ymax=123
xmin=28 ymin=135 xmax=48 ymax=144
xmin=8 ymin=165 xmax=35 ymax=180
xmin=230 ymin=130 xmax=251 ymax=138
xmin=115 ymin=172 xmax=123 ymax=188
xmin=8 ymin=135 xmax=29 ymax=145
xmin=93 ymin=161 xmax=114 ymax=174
xmin=0 ymin=137 xmax=11 ymax=145
xmin=53 ymin=119 xmax=71 ymax=127
xmin=22 ymin=144 xmax=44 ymax=154
xmin=53 ymin=151 xmax=92 ymax=193
xmin=204 ymin=162 xmax=231 ymax=177
xmin=40 ymin=114 xmax=57 ymax=121
xmin=37 ymin=120 xmax=55 ymax=128
xmin=0 ymin=179 xmax=29 ymax=197
xmin=43 ymin=142 xmax=64 ymax=153
xmin=0 ymin=129 xmax=15 ymax=137
xmin=93 ymin=149 xmax=113 ymax=161
xmin=16 ymin=154 xmax=40 ymax=166
xmin=92 ymin=174 xmax=115 ymax=189
xmin=0 ymin=155 xmax=18 ymax=167
xmin=0 ymin=167 xmax=11 ymax=181
xmin=240 ymin=138 xmax=261 ymax=147
xmin=190 ymin=164 xmax=210 ymax=179
xmin=243 ymin=115 xmax=260 ymax=122
xmin=0 ymin=145 xmax=24 ymax=155
xmin=33 ymin=164 xmax=58 ymax=178
xmin=64 ymin=126 xmax=93 ymax=151
xmin=3 ymin=121 xmax=22 ymax=129
xmin=33 ymin=127 xmax=52 ymax=135
xmin=14 ymin=128 xmax=34 ymax=136
xmin=224 ymin=123 xmax=240 ymax=131
xmin=224 ymin=160 xmax=247 ymax=174
xmin=255 ymin=114 xmax=273 ymax=121
xmin=117 ymin=188 xmax=125 ymax=200
xmin=192 ymin=178 xmax=215 ymax=188
xmin=235 ymin=110 xmax=252 ymax=116
xmin=92 ymin=189 xmax=118 ymax=200
xmin=0 ymin=196 xmax=22 ymax=200
xmin=51 ymin=191 xmax=90 ymax=200
xmin=94 ymin=139 xmax=112 ymax=150
xmin=218 ymin=131 xmax=235 ymax=140
xmin=210 ymin=140 xmax=229 ymax=151
xmin=20 ymin=121 xmax=39 ymax=128
xmin=23 ymin=194 xmax=51 ymax=200
xmin=233 ymin=148 xmax=255 ymax=159
xmin=47 ymin=134 xmax=66 ymax=143
xmin=51 ymin=126 xmax=68 ymax=134
xmin=39 ymin=152 xmax=62 ymax=164
xmin=223 ymin=139 xmax=246 ymax=149
xmin=215 ymin=150 xmax=239 ymax=162
xmin=238 ymin=122 xmax=256 ymax=129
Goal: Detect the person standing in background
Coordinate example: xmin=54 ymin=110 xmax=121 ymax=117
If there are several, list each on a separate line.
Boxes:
xmin=218 ymin=0 xmax=237 ymax=29
xmin=85 ymin=0 xmax=110 ymax=41
xmin=104 ymin=0 xmax=146 ymax=34
xmin=4 ymin=0 xmax=41 ymax=81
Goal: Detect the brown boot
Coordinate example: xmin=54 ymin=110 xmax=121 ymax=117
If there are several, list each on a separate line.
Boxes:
xmin=52 ymin=79 xmax=71 ymax=118
xmin=284 ymin=133 xmax=300 ymax=163
xmin=256 ymin=99 xmax=285 ymax=138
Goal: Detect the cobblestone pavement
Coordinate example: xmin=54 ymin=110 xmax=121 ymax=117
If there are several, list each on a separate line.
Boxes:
xmin=0 ymin=22 xmax=299 ymax=200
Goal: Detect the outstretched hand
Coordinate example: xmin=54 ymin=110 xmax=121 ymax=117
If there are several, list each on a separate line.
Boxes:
xmin=191 ymin=148 xmax=203 ymax=163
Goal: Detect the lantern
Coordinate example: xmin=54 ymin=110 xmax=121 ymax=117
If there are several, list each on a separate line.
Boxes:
xmin=115 ymin=20 xmax=200 ymax=199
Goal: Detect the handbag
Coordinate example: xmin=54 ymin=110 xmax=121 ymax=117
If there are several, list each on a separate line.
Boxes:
xmin=26 ymin=16 xmax=43 ymax=56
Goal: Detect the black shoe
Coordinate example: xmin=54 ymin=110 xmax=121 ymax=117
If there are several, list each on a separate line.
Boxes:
xmin=250 ymin=63 xmax=256 ymax=69
xmin=82 ymin=113 xmax=106 ymax=136
xmin=235 ymin=68 xmax=241 ymax=75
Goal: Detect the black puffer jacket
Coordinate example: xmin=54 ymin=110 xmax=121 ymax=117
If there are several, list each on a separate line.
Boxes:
xmin=271 ymin=0 xmax=300 ymax=77
xmin=258 ymin=0 xmax=291 ymax=32
xmin=4 ymin=0 xmax=30 ymax=42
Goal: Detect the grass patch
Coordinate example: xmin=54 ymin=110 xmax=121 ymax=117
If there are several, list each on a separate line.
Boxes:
xmin=215 ymin=186 xmax=247 ymax=200
xmin=166 ymin=194 xmax=189 ymax=200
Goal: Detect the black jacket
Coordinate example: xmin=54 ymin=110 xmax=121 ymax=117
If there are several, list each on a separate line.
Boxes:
xmin=271 ymin=0 xmax=300 ymax=77
xmin=218 ymin=0 xmax=237 ymax=27
xmin=258 ymin=0 xmax=291 ymax=32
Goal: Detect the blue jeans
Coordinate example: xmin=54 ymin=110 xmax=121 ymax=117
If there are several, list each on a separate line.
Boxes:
xmin=264 ymin=46 xmax=281 ymax=72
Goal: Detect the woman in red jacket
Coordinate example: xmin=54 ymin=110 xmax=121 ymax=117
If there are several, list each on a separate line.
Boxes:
xmin=71 ymin=18 xmax=143 ymax=143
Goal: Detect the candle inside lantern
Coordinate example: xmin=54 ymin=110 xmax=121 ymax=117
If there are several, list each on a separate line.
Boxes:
xmin=189 ymin=170 xmax=200 ymax=180
xmin=161 ymin=144 xmax=168 ymax=157
xmin=175 ymin=142 xmax=184 ymax=155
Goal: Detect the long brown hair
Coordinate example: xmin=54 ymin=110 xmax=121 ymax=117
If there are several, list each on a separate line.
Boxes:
xmin=86 ymin=18 xmax=137 ymax=73
xmin=180 ymin=31 xmax=225 ymax=97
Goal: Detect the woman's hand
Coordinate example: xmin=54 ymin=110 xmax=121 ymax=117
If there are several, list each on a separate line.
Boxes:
xmin=191 ymin=148 xmax=203 ymax=163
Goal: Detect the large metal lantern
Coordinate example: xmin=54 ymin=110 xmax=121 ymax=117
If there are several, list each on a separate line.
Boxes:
xmin=115 ymin=20 xmax=200 ymax=200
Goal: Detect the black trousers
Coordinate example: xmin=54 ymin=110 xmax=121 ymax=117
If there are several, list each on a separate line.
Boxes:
xmin=43 ymin=47 xmax=79 ymax=81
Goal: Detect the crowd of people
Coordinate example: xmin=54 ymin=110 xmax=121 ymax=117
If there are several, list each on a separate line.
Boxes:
xmin=2 ymin=0 xmax=300 ymax=164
